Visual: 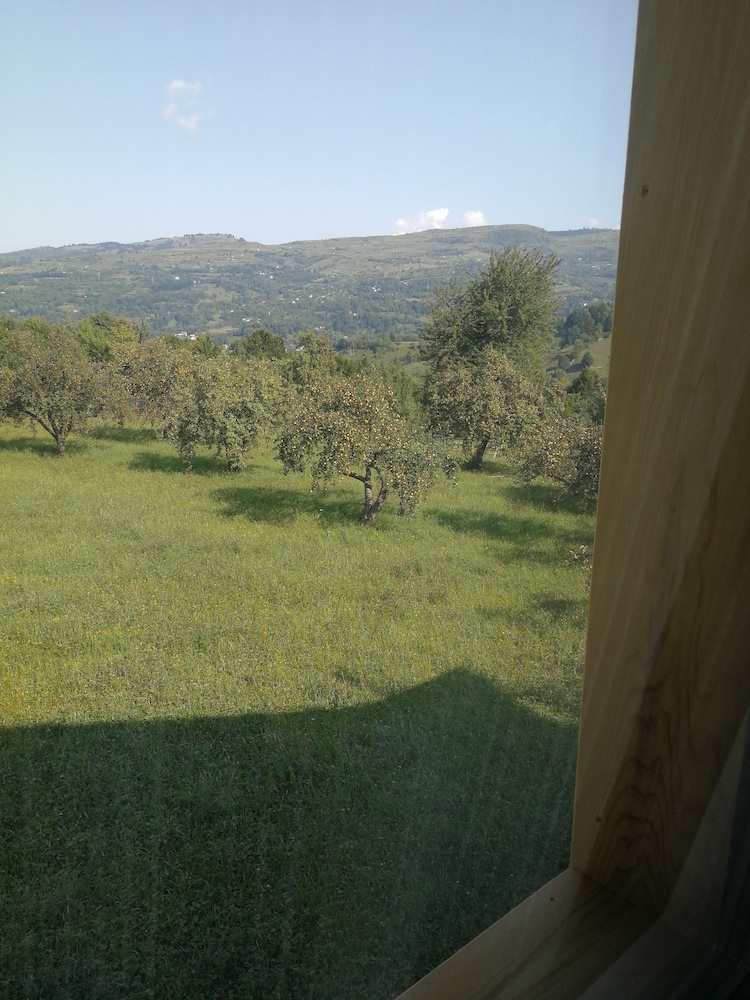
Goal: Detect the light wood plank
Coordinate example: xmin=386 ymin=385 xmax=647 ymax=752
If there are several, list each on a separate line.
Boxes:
xmin=395 ymin=869 xmax=652 ymax=1000
xmin=571 ymin=0 xmax=750 ymax=918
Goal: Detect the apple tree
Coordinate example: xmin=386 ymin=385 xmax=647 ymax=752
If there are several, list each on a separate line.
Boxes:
xmin=277 ymin=372 xmax=453 ymax=522
xmin=0 ymin=319 xmax=101 ymax=455
xmin=162 ymin=354 xmax=285 ymax=471
xmin=427 ymin=346 xmax=542 ymax=470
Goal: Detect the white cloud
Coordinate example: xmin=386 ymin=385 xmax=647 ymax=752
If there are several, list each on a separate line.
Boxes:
xmin=395 ymin=208 xmax=450 ymax=235
xmin=588 ymin=217 xmax=601 ymax=229
xmin=463 ymin=210 xmax=486 ymax=227
xmin=162 ymin=79 xmax=211 ymax=135
xmin=395 ymin=208 xmax=491 ymax=234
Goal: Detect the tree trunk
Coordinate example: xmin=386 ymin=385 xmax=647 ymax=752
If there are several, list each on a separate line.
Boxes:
xmin=465 ymin=436 xmax=490 ymax=470
xmin=361 ymin=465 xmax=388 ymax=522
xmin=53 ymin=426 xmax=67 ymax=455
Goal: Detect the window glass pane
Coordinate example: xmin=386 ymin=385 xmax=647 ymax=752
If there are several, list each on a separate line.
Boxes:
xmin=1 ymin=3 xmax=638 ymax=997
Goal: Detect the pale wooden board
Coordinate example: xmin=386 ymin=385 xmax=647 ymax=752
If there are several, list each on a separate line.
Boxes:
xmin=395 ymin=869 xmax=652 ymax=1000
xmin=571 ymin=0 xmax=750 ymax=918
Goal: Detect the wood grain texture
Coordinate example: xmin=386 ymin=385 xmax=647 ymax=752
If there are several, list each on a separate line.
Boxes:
xmin=665 ymin=711 xmax=748 ymax=945
xmin=570 ymin=0 xmax=750 ymax=918
xmin=395 ymin=869 xmax=652 ymax=1000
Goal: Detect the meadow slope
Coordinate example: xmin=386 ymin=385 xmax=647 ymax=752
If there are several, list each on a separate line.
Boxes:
xmin=0 ymin=423 xmax=593 ymax=999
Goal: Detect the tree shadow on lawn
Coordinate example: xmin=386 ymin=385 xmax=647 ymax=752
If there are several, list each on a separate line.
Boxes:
xmin=424 ymin=506 xmax=592 ymax=566
xmin=535 ymin=595 xmax=587 ymax=621
xmin=89 ymin=425 xmax=160 ymax=445
xmin=213 ymin=483 xmax=363 ymax=526
xmin=477 ymin=594 xmax=587 ymax=627
xmin=466 ymin=456 xmax=511 ymax=477
xmin=505 ymin=480 xmax=597 ymax=516
xmin=1 ymin=670 xmax=577 ymax=1000
xmin=129 ymin=449 xmax=229 ymax=476
xmin=0 ymin=433 xmax=88 ymax=457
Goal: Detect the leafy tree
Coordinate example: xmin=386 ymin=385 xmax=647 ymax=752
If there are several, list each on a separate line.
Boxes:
xmin=76 ymin=311 xmax=138 ymax=362
xmin=0 ymin=320 xmax=101 ymax=454
xmin=587 ymin=301 xmax=613 ymax=333
xmin=285 ymin=330 xmax=363 ymax=387
xmin=189 ymin=334 xmax=221 ymax=358
xmin=109 ymin=336 xmax=197 ymax=425
xmin=557 ymin=306 xmax=595 ymax=347
xmin=232 ymin=328 xmax=286 ymax=360
xmin=277 ymin=372 xmax=453 ymax=522
xmin=381 ymin=364 xmax=425 ymax=425
xmin=564 ymin=421 xmax=603 ymax=503
xmin=565 ymin=367 xmax=606 ymax=424
xmin=518 ymin=388 xmax=603 ymax=508
xmin=133 ymin=318 xmax=150 ymax=344
xmin=421 ymin=246 xmax=559 ymax=376
xmin=0 ymin=316 xmax=22 ymax=367
xmin=420 ymin=248 xmax=559 ymax=472
xmin=427 ymin=347 xmax=541 ymax=469
xmin=557 ymin=301 xmax=613 ymax=347
xmin=162 ymin=355 xmax=285 ymax=471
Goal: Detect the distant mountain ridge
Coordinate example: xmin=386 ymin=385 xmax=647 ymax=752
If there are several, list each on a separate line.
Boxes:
xmin=0 ymin=226 xmax=618 ymax=342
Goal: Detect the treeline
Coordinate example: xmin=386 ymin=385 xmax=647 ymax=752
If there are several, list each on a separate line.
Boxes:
xmin=557 ymin=301 xmax=613 ymax=348
xmin=0 ymin=265 xmax=429 ymax=345
xmin=1 ymin=250 xmax=607 ymax=520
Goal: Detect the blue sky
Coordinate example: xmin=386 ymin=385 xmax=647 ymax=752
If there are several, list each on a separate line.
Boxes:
xmin=0 ymin=0 xmax=638 ymax=253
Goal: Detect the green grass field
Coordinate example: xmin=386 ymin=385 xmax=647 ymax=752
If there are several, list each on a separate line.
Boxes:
xmin=0 ymin=422 xmax=594 ymax=999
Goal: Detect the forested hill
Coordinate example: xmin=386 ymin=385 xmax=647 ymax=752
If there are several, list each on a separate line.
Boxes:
xmin=0 ymin=225 xmax=618 ymax=342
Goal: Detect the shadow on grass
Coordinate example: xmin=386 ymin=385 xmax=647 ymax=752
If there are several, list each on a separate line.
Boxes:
xmin=424 ymin=506 xmax=592 ymax=565
xmin=505 ymin=480 xmax=597 ymax=516
xmin=465 ymin=456 xmax=512 ymax=477
xmin=129 ymin=449 xmax=229 ymax=476
xmin=213 ymin=482 xmax=363 ymax=526
xmin=0 ymin=434 xmax=88 ymax=457
xmin=1 ymin=671 xmax=577 ymax=1000
xmin=89 ymin=425 xmax=160 ymax=445
xmin=536 ymin=595 xmax=586 ymax=621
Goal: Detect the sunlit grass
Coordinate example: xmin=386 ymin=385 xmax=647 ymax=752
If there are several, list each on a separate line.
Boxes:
xmin=1 ymin=421 xmax=594 ymax=999
xmin=1 ymin=427 xmax=590 ymax=726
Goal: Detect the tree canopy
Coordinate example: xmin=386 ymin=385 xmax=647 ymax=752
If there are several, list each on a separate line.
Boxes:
xmin=231 ymin=328 xmax=286 ymax=361
xmin=557 ymin=301 xmax=613 ymax=348
xmin=110 ymin=336 xmax=197 ymax=425
xmin=76 ymin=311 xmax=138 ymax=362
xmin=421 ymin=248 xmax=559 ymax=470
xmin=427 ymin=346 xmax=542 ymax=470
xmin=0 ymin=279 xmax=605 ymax=511
xmin=0 ymin=320 xmax=101 ymax=454
xmin=517 ymin=367 xmax=606 ymax=508
xmin=565 ymin=367 xmax=607 ymax=425
xmin=277 ymin=371 xmax=453 ymax=522
xmin=420 ymin=246 xmax=559 ymax=376
xmin=161 ymin=355 xmax=285 ymax=471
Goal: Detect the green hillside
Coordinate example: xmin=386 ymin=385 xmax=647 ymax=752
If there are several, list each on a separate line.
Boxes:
xmin=0 ymin=226 xmax=618 ymax=341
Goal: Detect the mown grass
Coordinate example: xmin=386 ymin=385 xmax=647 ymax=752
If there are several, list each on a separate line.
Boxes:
xmin=0 ymin=421 xmax=594 ymax=999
